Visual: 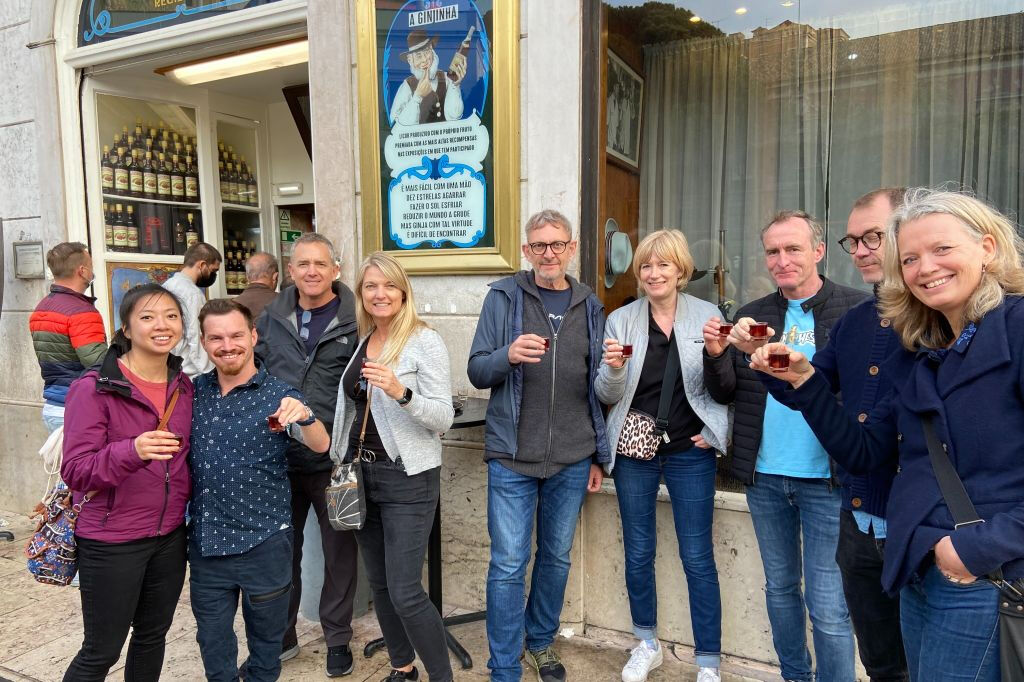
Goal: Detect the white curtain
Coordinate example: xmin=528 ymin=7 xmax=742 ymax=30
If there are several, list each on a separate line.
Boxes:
xmin=639 ymin=12 xmax=1024 ymax=303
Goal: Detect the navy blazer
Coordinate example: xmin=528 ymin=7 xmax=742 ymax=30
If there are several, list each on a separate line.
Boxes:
xmin=788 ymin=296 xmax=1024 ymax=593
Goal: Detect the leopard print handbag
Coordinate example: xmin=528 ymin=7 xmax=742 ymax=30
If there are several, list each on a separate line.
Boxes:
xmin=616 ymin=409 xmax=663 ymax=460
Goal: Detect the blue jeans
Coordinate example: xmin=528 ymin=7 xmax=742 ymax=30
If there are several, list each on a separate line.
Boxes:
xmin=614 ymin=447 xmax=721 ymax=668
xmin=900 ymin=564 xmax=999 ymax=682
xmin=188 ymin=530 xmax=294 ymax=682
xmin=485 ymin=457 xmax=591 ymax=682
xmin=746 ymin=474 xmax=855 ymax=682
xmin=42 ymin=402 xmax=65 ymax=434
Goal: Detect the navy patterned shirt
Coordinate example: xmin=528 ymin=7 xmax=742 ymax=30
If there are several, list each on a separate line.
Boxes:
xmin=190 ymin=364 xmax=305 ymax=557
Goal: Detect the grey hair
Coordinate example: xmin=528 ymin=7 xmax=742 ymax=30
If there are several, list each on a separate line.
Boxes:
xmin=292 ymin=232 xmax=338 ymax=263
xmin=524 ymin=209 xmax=573 ymax=239
xmin=760 ymin=210 xmax=824 ymax=249
xmin=245 ymin=251 xmax=279 ymax=281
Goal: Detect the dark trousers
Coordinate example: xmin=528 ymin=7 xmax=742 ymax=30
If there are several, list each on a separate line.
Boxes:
xmin=189 ymin=530 xmax=294 ymax=682
xmin=284 ymin=469 xmax=358 ymax=648
xmin=836 ymin=509 xmax=909 ymax=682
xmin=356 ymin=457 xmax=452 ymax=682
xmin=64 ymin=524 xmax=186 ymax=682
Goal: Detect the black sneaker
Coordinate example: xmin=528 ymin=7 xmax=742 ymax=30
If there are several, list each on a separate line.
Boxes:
xmin=326 ymin=644 xmax=354 ymax=677
xmin=383 ymin=667 xmax=419 ymax=681
xmin=525 ymin=647 xmax=567 ymax=682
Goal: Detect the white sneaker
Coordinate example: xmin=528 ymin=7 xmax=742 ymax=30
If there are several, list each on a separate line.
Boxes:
xmin=696 ymin=667 xmax=720 ymax=682
xmin=621 ymin=640 xmax=662 ymax=682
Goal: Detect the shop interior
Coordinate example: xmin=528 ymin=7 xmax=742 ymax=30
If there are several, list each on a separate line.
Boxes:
xmin=82 ymin=37 xmax=316 ymax=328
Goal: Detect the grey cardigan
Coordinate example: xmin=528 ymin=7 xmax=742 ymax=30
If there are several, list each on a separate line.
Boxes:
xmin=330 ymin=327 xmax=454 ymax=476
xmin=595 ymin=294 xmax=731 ymax=472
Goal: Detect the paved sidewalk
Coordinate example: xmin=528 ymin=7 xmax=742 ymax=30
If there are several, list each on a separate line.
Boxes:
xmin=0 ymin=510 xmax=779 ymax=681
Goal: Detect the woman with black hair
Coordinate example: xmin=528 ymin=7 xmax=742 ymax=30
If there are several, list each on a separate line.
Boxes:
xmin=61 ymin=283 xmax=194 ymax=681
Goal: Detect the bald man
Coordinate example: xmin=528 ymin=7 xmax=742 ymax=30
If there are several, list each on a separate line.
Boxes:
xmin=235 ymin=251 xmax=280 ymax=319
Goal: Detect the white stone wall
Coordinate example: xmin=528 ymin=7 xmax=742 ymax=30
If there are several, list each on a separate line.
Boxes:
xmin=0 ymin=0 xmax=65 ymax=513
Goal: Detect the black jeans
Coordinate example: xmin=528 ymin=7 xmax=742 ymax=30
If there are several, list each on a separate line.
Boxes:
xmin=284 ymin=469 xmax=359 ymax=649
xmin=355 ymin=455 xmax=452 ymax=682
xmin=64 ymin=524 xmax=187 ymax=682
xmin=836 ymin=509 xmax=909 ymax=682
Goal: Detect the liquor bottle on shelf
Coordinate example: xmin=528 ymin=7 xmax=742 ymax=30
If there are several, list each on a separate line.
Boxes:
xmin=157 ymin=120 xmax=167 ymax=143
xmin=103 ymin=202 xmax=113 ymax=250
xmin=157 ymin=153 xmax=171 ymax=198
xmin=238 ymin=251 xmax=249 ymax=290
xmin=100 ymin=145 xmax=114 ymax=193
xmin=173 ymin=216 xmax=187 ymax=255
xmin=112 ymin=204 xmax=128 ymax=252
xmin=125 ymin=204 xmax=140 ymax=253
xmin=244 ymin=162 xmax=258 ymax=206
xmin=137 ymin=202 xmax=164 ymax=254
xmin=217 ymin=141 xmax=226 ymax=164
xmin=134 ymin=119 xmax=145 ymax=148
xmin=119 ymin=126 xmax=130 ymax=148
xmin=147 ymin=127 xmax=157 ymax=149
xmin=143 ymin=151 xmax=157 ymax=198
xmin=227 ymin=163 xmax=239 ymax=203
xmin=129 ymin=149 xmax=144 ymax=198
xmin=184 ymin=156 xmax=199 ymax=202
xmin=170 ymin=154 xmax=185 ymax=198
xmin=114 ymin=147 xmax=130 ymax=196
xmin=219 ymin=162 xmax=229 ymax=202
xmin=186 ymin=212 xmax=200 ymax=247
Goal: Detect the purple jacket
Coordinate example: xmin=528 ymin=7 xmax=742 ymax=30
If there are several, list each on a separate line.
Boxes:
xmin=61 ymin=346 xmax=193 ymax=543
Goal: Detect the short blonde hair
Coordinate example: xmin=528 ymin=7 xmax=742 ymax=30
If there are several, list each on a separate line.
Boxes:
xmin=879 ymin=188 xmax=1024 ymax=349
xmin=632 ymin=229 xmax=696 ymax=293
xmin=355 ymin=252 xmax=428 ymax=366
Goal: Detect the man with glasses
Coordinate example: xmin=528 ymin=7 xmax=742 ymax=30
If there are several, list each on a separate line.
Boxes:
xmin=469 ymin=209 xmax=609 ymax=682
xmin=767 ymin=188 xmax=911 ymax=681
xmin=254 ymin=233 xmax=360 ymax=678
xmin=163 ymin=242 xmax=222 ymax=378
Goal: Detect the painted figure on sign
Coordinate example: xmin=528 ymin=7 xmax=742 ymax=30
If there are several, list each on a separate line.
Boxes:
xmin=390 ymin=29 xmax=467 ymax=126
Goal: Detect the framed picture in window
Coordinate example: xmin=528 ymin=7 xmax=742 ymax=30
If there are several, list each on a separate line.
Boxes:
xmin=606 ymin=49 xmax=644 ymax=170
xmin=106 ymin=261 xmax=185 ymax=332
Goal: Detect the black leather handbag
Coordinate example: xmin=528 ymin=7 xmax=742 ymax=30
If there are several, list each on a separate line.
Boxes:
xmin=922 ymin=414 xmax=1024 ymax=679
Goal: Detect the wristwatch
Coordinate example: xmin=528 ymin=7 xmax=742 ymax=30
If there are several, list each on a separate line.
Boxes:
xmin=296 ymin=404 xmax=316 ymax=426
xmin=396 ymin=387 xmax=413 ymax=406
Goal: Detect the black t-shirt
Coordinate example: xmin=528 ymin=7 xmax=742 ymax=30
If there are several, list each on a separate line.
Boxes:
xmin=342 ymin=342 xmax=385 ymax=456
xmin=296 ymin=296 xmax=341 ymax=356
xmin=628 ymin=309 xmax=704 ymax=453
xmin=537 ymin=285 xmax=572 ymax=332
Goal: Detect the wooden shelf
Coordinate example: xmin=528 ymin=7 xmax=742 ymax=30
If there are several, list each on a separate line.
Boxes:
xmin=102 ymin=193 xmax=201 ymax=208
xmin=101 ymin=251 xmax=185 ymax=262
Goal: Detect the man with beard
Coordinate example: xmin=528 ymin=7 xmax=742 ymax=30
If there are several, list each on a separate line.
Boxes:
xmin=390 ymin=29 xmax=467 ymax=126
xmin=189 ymin=298 xmax=330 ymax=682
xmin=163 ymin=242 xmax=222 ymax=377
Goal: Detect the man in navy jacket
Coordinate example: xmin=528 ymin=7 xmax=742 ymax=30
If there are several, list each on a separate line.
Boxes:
xmin=767 ymin=188 xmax=911 ymax=681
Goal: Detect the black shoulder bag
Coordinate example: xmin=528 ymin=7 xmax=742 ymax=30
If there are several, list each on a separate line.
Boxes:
xmin=921 ymin=413 xmax=1024 ymax=679
xmin=615 ymin=336 xmax=680 ymax=461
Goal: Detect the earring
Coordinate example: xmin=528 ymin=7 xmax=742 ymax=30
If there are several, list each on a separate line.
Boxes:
xmin=982 ymin=262 xmax=988 ymax=274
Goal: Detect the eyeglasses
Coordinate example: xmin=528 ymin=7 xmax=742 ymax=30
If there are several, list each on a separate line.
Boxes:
xmin=299 ymin=309 xmax=312 ymax=341
xmin=837 ymin=231 xmax=884 ymax=255
xmin=527 ymin=241 xmax=569 ymax=256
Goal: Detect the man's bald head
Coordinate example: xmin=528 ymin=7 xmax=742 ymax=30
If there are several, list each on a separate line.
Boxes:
xmin=245 ymin=252 xmax=280 ymax=287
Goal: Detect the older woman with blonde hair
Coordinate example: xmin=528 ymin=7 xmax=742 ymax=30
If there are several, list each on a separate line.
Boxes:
xmin=750 ymin=188 xmax=1024 ymax=682
xmin=595 ymin=229 xmax=730 ymax=682
xmin=332 ymin=252 xmax=454 ymax=682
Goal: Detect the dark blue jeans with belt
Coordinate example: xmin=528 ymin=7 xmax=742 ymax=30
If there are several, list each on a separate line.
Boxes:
xmin=613 ymin=445 xmax=722 ymax=668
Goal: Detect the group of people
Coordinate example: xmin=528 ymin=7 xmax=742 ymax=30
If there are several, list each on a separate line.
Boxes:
xmin=27 ymin=187 xmax=1024 ymax=682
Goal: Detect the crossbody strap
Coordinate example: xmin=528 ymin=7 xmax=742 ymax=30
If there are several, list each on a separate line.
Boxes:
xmin=920 ymin=413 xmax=1003 ymax=581
xmin=654 ymin=336 xmax=681 ymax=433
xmin=357 ymin=384 xmax=373 ymax=446
xmin=157 ymin=388 xmax=181 ymax=432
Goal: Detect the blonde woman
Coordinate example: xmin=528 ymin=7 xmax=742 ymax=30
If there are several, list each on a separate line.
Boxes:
xmin=331 ymin=252 xmax=454 ymax=682
xmin=595 ymin=230 xmax=730 ymax=682
xmin=750 ymin=189 xmax=1024 ymax=682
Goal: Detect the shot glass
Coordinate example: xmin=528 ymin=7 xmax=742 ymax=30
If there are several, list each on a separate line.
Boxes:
xmin=718 ymin=323 xmax=733 ymax=338
xmin=539 ymin=336 xmax=550 ymax=350
xmin=621 ymin=344 xmax=634 ymax=358
xmin=267 ymin=415 xmax=285 ymax=433
xmin=749 ymin=322 xmax=770 ymax=341
xmin=768 ymin=351 xmax=791 ymax=373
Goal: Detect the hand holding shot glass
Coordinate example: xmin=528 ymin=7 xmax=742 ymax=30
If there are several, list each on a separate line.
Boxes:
xmin=748 ymin=342 xmax=815 ymax=387
xmin=267 ymin=396 xmax=313 ymax=432
xmin=701 ymin=316 xmax=734 ymax=357
xmin=727 ymin=317 xmax=776 ymax=355
xmin=602 ymin=338 xmax=629 ymax=368
xmin=507 ymin=333 xmax=549 ymax=365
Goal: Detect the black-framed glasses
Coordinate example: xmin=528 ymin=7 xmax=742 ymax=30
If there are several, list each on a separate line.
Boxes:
xmin=298 ymin=309 xmax=312 ymax=341
xmin=838 ymin=231 xmax=884 ymax=255
xmin=527 ymin=240 xmax=569 ymax=255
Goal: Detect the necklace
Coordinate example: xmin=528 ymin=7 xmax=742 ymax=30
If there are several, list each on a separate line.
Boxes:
xmin=122 ymin=353 xmax=165 ymax=383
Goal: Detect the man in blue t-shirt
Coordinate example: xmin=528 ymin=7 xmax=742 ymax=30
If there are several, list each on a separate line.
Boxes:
xmin=703 ymin=211 xmax=867 ymax=682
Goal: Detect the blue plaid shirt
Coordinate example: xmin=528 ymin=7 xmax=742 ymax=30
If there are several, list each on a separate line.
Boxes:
xmin=190 ymin=364 xmax=305 ymax=557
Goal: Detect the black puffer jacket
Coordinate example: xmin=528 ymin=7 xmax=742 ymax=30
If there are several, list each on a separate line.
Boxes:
xmin=703 ymin=277 xmax=869 ymax=485
xmin=255 ymin=282 xmax=358 ymax=473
